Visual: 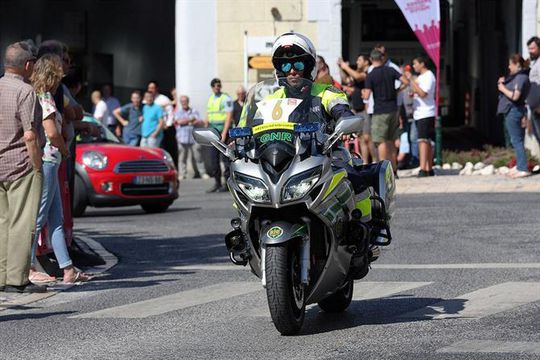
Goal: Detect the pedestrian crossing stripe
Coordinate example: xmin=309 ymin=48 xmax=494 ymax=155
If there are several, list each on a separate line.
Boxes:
xmin=398 ymin=282 xmax=540 ymax=320
xmin=68 ymin=281 xmax=540 ymax=321
xmin=437 ymin=340 xmax=540 ymax=355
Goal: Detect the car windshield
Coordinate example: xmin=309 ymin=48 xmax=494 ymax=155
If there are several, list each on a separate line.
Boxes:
xmin=76 ymin=114 xmax=120 ymax=144
xmin=239 ymin=77 xmax=326 ymax=159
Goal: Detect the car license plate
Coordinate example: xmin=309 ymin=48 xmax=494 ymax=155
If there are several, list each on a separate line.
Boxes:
xmin=133 ymin=176 xmax=164 ymax=185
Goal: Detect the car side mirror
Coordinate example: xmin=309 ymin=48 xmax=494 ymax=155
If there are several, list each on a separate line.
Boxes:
xmin=323 ymin=115 xmax=364 ymax=154
xmin=193 ymin=127 xmax=236 ymax=160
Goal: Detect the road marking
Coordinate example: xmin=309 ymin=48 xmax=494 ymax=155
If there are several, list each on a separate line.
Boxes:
xmin=71 ymin=281 xmax=261 ymax=319
xmin=246 ymin=281 xmax=431 ymax=318
xmin=171 ymin=264 xmax=244 ymax=271
xmin=373 ymin=263 xmax=540 ymax=269
xmin=172 ymin=263 xmax=540 ymax=271
xmin=351 ymin=281 xmax=432 ymax=300
xmin=398 ymin=282 xmax=540 ymax=320
xmin=437 ymin=340 xmax=540 ymax=355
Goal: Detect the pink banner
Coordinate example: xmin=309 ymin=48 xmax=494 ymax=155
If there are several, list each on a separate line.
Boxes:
xmin=395 ymin=0 xmax=441 ymax=67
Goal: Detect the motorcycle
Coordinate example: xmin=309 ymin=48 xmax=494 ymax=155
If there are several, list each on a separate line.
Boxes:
xmin=194 ymin=78 xmax=395 ymax=335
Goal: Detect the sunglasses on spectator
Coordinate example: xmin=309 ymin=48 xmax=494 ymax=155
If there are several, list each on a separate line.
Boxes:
xmin=280 ymin=61 xmax=305 ymax=73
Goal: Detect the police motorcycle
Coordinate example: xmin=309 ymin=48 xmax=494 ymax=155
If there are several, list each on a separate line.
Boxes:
xmin=193 ymin=78 xmax=395 ymax=335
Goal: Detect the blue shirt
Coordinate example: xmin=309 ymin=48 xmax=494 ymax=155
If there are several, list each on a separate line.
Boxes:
xmin=120 ymin=103 xmax=142 ymax=136
xmin=141 ymin=103 xmax=163 ymax=138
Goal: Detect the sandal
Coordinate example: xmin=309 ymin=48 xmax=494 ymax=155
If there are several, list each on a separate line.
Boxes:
xmin=63 ymin=272 xmax=93 ymax=284
xmin=29 ymin=271 xmax=56 ymax=284
xmin=511 ymin=170 xmax=531 ymax=178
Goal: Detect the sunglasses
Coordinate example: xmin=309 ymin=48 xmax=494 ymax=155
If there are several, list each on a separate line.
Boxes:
xmin=280 ymin=61 xmax=305 ymax=73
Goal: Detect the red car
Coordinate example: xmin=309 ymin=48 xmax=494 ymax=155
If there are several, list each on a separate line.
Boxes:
xmin=73 ymin=115 xmax=178 ymax=216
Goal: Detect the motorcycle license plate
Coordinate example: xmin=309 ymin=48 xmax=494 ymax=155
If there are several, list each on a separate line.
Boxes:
xmin=133 ymin=176 xmax=164 ymax=185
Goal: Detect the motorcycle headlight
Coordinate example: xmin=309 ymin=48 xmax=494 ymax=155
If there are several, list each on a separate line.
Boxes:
xmin=234 ymin=172 xmax=270 ymax=203
xmin=82 ymin=151 xmax=108 ymax=170
xmin=162 ymin=150 xmax=175 ymax=169
xmin=282 ymin=166 xmax=321 ymax=202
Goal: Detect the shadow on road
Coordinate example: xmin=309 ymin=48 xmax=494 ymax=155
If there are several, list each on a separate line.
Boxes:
xmin=0 ymin=311 xmax=75 ymax=322
xmin=81 ymin=206 xmax=200 ymax=218
xmin=65 ymin=228 xmax=230 ymax=292
xmin=298 ymin=296 xmax=467 ymax=336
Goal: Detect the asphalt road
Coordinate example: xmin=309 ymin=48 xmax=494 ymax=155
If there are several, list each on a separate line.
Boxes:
xmin=1 ymin=179 xmax=539 ymax=360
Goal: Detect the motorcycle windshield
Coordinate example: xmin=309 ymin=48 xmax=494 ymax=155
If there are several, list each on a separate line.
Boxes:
xmin=241 ymin=77 xmax=325 ymax=160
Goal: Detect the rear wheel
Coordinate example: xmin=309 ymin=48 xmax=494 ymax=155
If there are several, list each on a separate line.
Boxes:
xmin=72 ymin=175 xmax=88 ymax=217
xmin=318 ymin=279 xmax=354 ymax=312
xmin=141 ymin=202 xmax=171 ymax=214
xmin=265 ymin=243 xmax=305 ymax=335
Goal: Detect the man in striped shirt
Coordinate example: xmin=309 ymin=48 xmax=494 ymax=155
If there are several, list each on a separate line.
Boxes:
xmin=0 ymin=41 xmax=46 ymax=293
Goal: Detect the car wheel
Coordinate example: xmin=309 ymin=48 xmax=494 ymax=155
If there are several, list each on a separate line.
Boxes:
xmin=72 ymin=175 xmax=88 ymax=217
xmin=141 ymin=202 xmax=171 ymax=214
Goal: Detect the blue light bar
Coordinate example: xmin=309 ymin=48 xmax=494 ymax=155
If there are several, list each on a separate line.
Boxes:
xmin=229 ymin=127 xmax=253 ymax=138
xmin=294 ymin=122 xmax=321 ymax=133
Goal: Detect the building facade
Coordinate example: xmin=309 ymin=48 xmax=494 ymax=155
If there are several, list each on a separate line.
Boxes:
xmin=1 ymin=0 xmax=540 ymax=151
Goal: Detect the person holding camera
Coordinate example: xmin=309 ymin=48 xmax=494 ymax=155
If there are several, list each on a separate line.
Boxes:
xmin=497 ymin=54 xmax=531 ymax=178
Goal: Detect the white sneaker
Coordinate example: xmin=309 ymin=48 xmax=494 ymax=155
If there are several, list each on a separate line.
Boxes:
xmin=506 ymin=166 xmax=518 ymax=177
xmin=202 ymin=174 xmax=210 ymax=179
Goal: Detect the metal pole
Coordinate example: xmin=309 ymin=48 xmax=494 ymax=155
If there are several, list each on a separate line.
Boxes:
xmin=243 ymin=30 xmax=248 ymax=90
xmin=436 ymin=115 xmax=442 ymax=166
xmin=435 ymin=66 xmax=442 ymax=166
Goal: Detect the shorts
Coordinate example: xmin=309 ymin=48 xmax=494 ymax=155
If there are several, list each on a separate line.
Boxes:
xmin=371 ymin=111 xmax=399 ymax=144
xmin=415 ymin=117 xmax=435 ymax=141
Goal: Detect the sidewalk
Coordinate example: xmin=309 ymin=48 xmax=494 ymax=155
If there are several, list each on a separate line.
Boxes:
xmin=0 ymin=236 xmax=117 ymax=312
xmin=396 ymin=170 xmax=540 ymax=194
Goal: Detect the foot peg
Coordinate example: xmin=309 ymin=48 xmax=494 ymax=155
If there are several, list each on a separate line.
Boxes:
xmin=225 ymin=218 xmax=250 ymax=266
xmin=368 ymin=245 xmax=380 ymax=262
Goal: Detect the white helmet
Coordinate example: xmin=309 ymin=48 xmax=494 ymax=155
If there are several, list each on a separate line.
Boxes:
xmin=271 ymin=32 xmax=317 ymax=81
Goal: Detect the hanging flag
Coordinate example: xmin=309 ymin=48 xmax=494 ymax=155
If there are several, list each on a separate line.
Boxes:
xmin=395 ymin=0 xmax=443 ymax=165
xmin=394 ymin=0 xmax=440 ymax=67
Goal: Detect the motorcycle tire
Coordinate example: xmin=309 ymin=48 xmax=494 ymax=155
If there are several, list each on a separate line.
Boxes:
xmin=265 ymin=243 xmax=305 ymax=336
xmin=318 ymin=279 xmax=354 ymax=313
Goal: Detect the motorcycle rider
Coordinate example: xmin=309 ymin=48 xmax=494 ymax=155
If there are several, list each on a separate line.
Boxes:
xmin=239 ymin=32 xmax=354 ymax=131
xmin=239 ymin=32 xmax=373 ymax=195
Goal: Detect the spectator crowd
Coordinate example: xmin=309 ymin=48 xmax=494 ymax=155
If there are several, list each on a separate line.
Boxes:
xmin=2 ymin=35 xmax=539 ymax=293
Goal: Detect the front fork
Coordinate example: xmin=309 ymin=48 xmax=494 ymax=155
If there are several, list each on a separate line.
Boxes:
xmin=261 ymin=217 xmax=311 ymax=288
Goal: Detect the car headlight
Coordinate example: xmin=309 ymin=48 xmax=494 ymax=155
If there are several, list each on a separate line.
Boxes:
xmin=82 ymin=151 xmax=108 ymax=170
xmin=234 ymin=172 xmax=270 ymax=203
xmin=162 ymin=150 xmax=175 ymax=169
xmin=282 ymin=166 xmax=321 ymax=202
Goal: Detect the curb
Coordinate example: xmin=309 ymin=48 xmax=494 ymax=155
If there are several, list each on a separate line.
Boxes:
xmin=0 ymin=236 xmax=118 ymax=312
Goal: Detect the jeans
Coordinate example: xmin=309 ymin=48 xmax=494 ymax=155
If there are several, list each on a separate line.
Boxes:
xmin=409 ymin=120 xmax=419 ymax=161
xmin=505 ymin=106 xmax=528 ymax=172
xmin=123 ymin=132 xmax=141 ymax=146
xmin=140 ymin=134 xmax=162 ymax=148
xmin=31 ymin=161 xmax=72 ymax=269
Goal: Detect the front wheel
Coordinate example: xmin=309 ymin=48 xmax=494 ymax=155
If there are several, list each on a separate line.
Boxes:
xmin=318 ymin=279 xmax=354 ymax=312
xmin=265 ymin=243 xmax=305 ymax=335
